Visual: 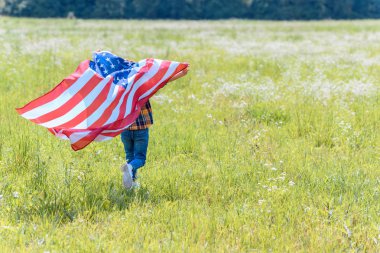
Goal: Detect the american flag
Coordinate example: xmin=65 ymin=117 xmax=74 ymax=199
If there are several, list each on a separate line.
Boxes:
xmin=16 ymin=51 xmax=188 ymax=151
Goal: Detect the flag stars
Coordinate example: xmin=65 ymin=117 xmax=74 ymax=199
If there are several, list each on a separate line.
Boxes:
xmin=119 ymin=78 xmax=127 ymax=86
xmin=90 ymin=53 xmax=136 ymax=80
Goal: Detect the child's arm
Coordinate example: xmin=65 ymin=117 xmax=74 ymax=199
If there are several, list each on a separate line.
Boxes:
xmin=168 ymin=65 xmax=190 ymax=83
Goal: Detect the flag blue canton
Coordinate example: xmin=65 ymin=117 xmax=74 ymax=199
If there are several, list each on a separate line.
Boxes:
xmin=89 ymin=51 xmax=138 ymax=88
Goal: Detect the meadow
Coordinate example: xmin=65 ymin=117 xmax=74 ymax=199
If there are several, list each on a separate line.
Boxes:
xmin=0 ymin=17 xmax=379 ymax=252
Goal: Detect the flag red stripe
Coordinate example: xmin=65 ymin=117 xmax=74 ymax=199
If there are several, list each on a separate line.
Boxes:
xmin=113 ymin=59 xmax=168 ymax=130
xmin=68 ymin=128 xmax=102 ymax=151
xmin=53 ymin=78 xmax=114 ymax=129
xmin=88 ymin=85 xmax=125 ymax=128
xmin=107 ymin=62 xmax=188 ymax=131
xmin=116 ymin=59 xmax=154 ymax=122
xmin=66 ymin=100 xmax=143 ymax=150
xmin=16 ymin=60 xmax=90 ymax=115
xmin=29 ymin=74 xmax=102 ymax=124
xmin=99 ymin=130 xmax=124 ymax=137
xmin=140 ymin=62 xmax=187 ymax=102
xmin=116 ymin=60 xmax=172 ymax=126
xmin=133 ymin=60 xmax=171 ymax=99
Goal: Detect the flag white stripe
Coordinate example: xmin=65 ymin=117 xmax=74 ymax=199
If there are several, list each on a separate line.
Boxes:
xmin=68 ymin=60 xmax=148 ymax=131
xmin=139 ymin=61 xmax=179 ymax=100
xmin=100 ymin=61 xmax=177 ymax=134
xmin=40 ymin=76 xmax=112 ymax=128
xmin=93 ymin=134 xmax=113 ymax=142
xmin=52 ymin=129 xmax=69 ymax=140
xmin=100 ymin=61 xmax=177 ymax=133
xmin=103 ymin=61 xmax=145 ymax=126
xmin=124 ymin=61 xmax=161 ymax=117
xmin=72 ymin=82 xmax=118 ymax=129
xmin=22 ymin=70 xmax=95 ymax=119
xmin=102 ymin=128 xmax=129 ymax=134
xmin=69 ymin=131 xmax=92 ymax=143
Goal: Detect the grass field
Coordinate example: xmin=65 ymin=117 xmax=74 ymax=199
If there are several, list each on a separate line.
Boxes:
xmin=0 ymin=17 xmax=379 ymax=252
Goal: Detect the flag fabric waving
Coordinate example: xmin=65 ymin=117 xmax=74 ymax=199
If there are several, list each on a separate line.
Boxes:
xmin=16 ymin=51 xmax=188 ymax=151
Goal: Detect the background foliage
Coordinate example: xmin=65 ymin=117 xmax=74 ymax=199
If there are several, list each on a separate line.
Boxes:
xmin=1 ymin=0 xmax=380 ymax=19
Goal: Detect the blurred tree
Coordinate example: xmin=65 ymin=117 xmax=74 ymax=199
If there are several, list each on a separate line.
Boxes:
xmin=203 ymin=0 xmax=246 ymax=19
xmin=160 ymin=0 xmax=192 ymax=19
xmin=132 ymin=0 xmax=160 ymax=18
xmin=352 ymin=0 xmax=380 ymax=18
xmin=289 ymin=0 xmax=330 ymax=20
xmin=369 ymin=0 xmax=380 ymax=18
xmin=62 ymin=0 xmax=96 ymax=18
xmin=0 ymin=0 xmax=5 ymax=10
xmin=1 ymin=0 xmax=379 ymax=19
xmin=1 ymin=0 xmax=28 ymax=16
xmin=93 ymin=0 xmax=125 ymax=18
xmin=123 ymin=0 xmax=135 ymax=19
xmin=249 ymin=0 xmax=279 ymax=19
xmin=17 ymin=0 xmax=63 ymax=17
xmin=327 ymin=0 xmax=354 ymax=18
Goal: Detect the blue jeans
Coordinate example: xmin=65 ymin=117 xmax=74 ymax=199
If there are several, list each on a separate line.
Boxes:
xmin=120 ymin=128 xmax=149 ymax=180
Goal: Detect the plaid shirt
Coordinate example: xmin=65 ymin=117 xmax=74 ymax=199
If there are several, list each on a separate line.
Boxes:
xmin=127 ymin=100 xmax=153 ymax=130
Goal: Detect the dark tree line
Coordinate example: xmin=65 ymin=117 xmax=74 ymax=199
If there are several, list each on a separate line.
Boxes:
xmin=1 ymin=0 xmax=380 ymax=19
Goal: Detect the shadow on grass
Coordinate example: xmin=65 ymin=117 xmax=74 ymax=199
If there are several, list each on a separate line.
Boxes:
xmin=9 ymin=181 xmax=152 ymax=225
xmin=8 ymin=160 xmax=193 ymax=225
xmin=107 ymin=182 xmax=151 ymax=210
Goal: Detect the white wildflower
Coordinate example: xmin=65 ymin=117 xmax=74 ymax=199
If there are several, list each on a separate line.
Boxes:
xmin=38 ymin=238 xmax=45 ymax=246
xmin=344 ymin=225 xmax=352 ymax=238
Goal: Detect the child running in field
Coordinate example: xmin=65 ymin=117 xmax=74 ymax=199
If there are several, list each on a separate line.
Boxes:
xmin=120 ymin=66 xmax=189 ymax=189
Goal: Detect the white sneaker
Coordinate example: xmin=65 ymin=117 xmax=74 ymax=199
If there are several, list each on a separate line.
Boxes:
xmin=121 ymin=163 xmax=133 ymax=190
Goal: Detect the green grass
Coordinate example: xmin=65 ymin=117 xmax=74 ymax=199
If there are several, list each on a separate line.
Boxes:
xmin=0 ymin=17 xmax=379 ymax=252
